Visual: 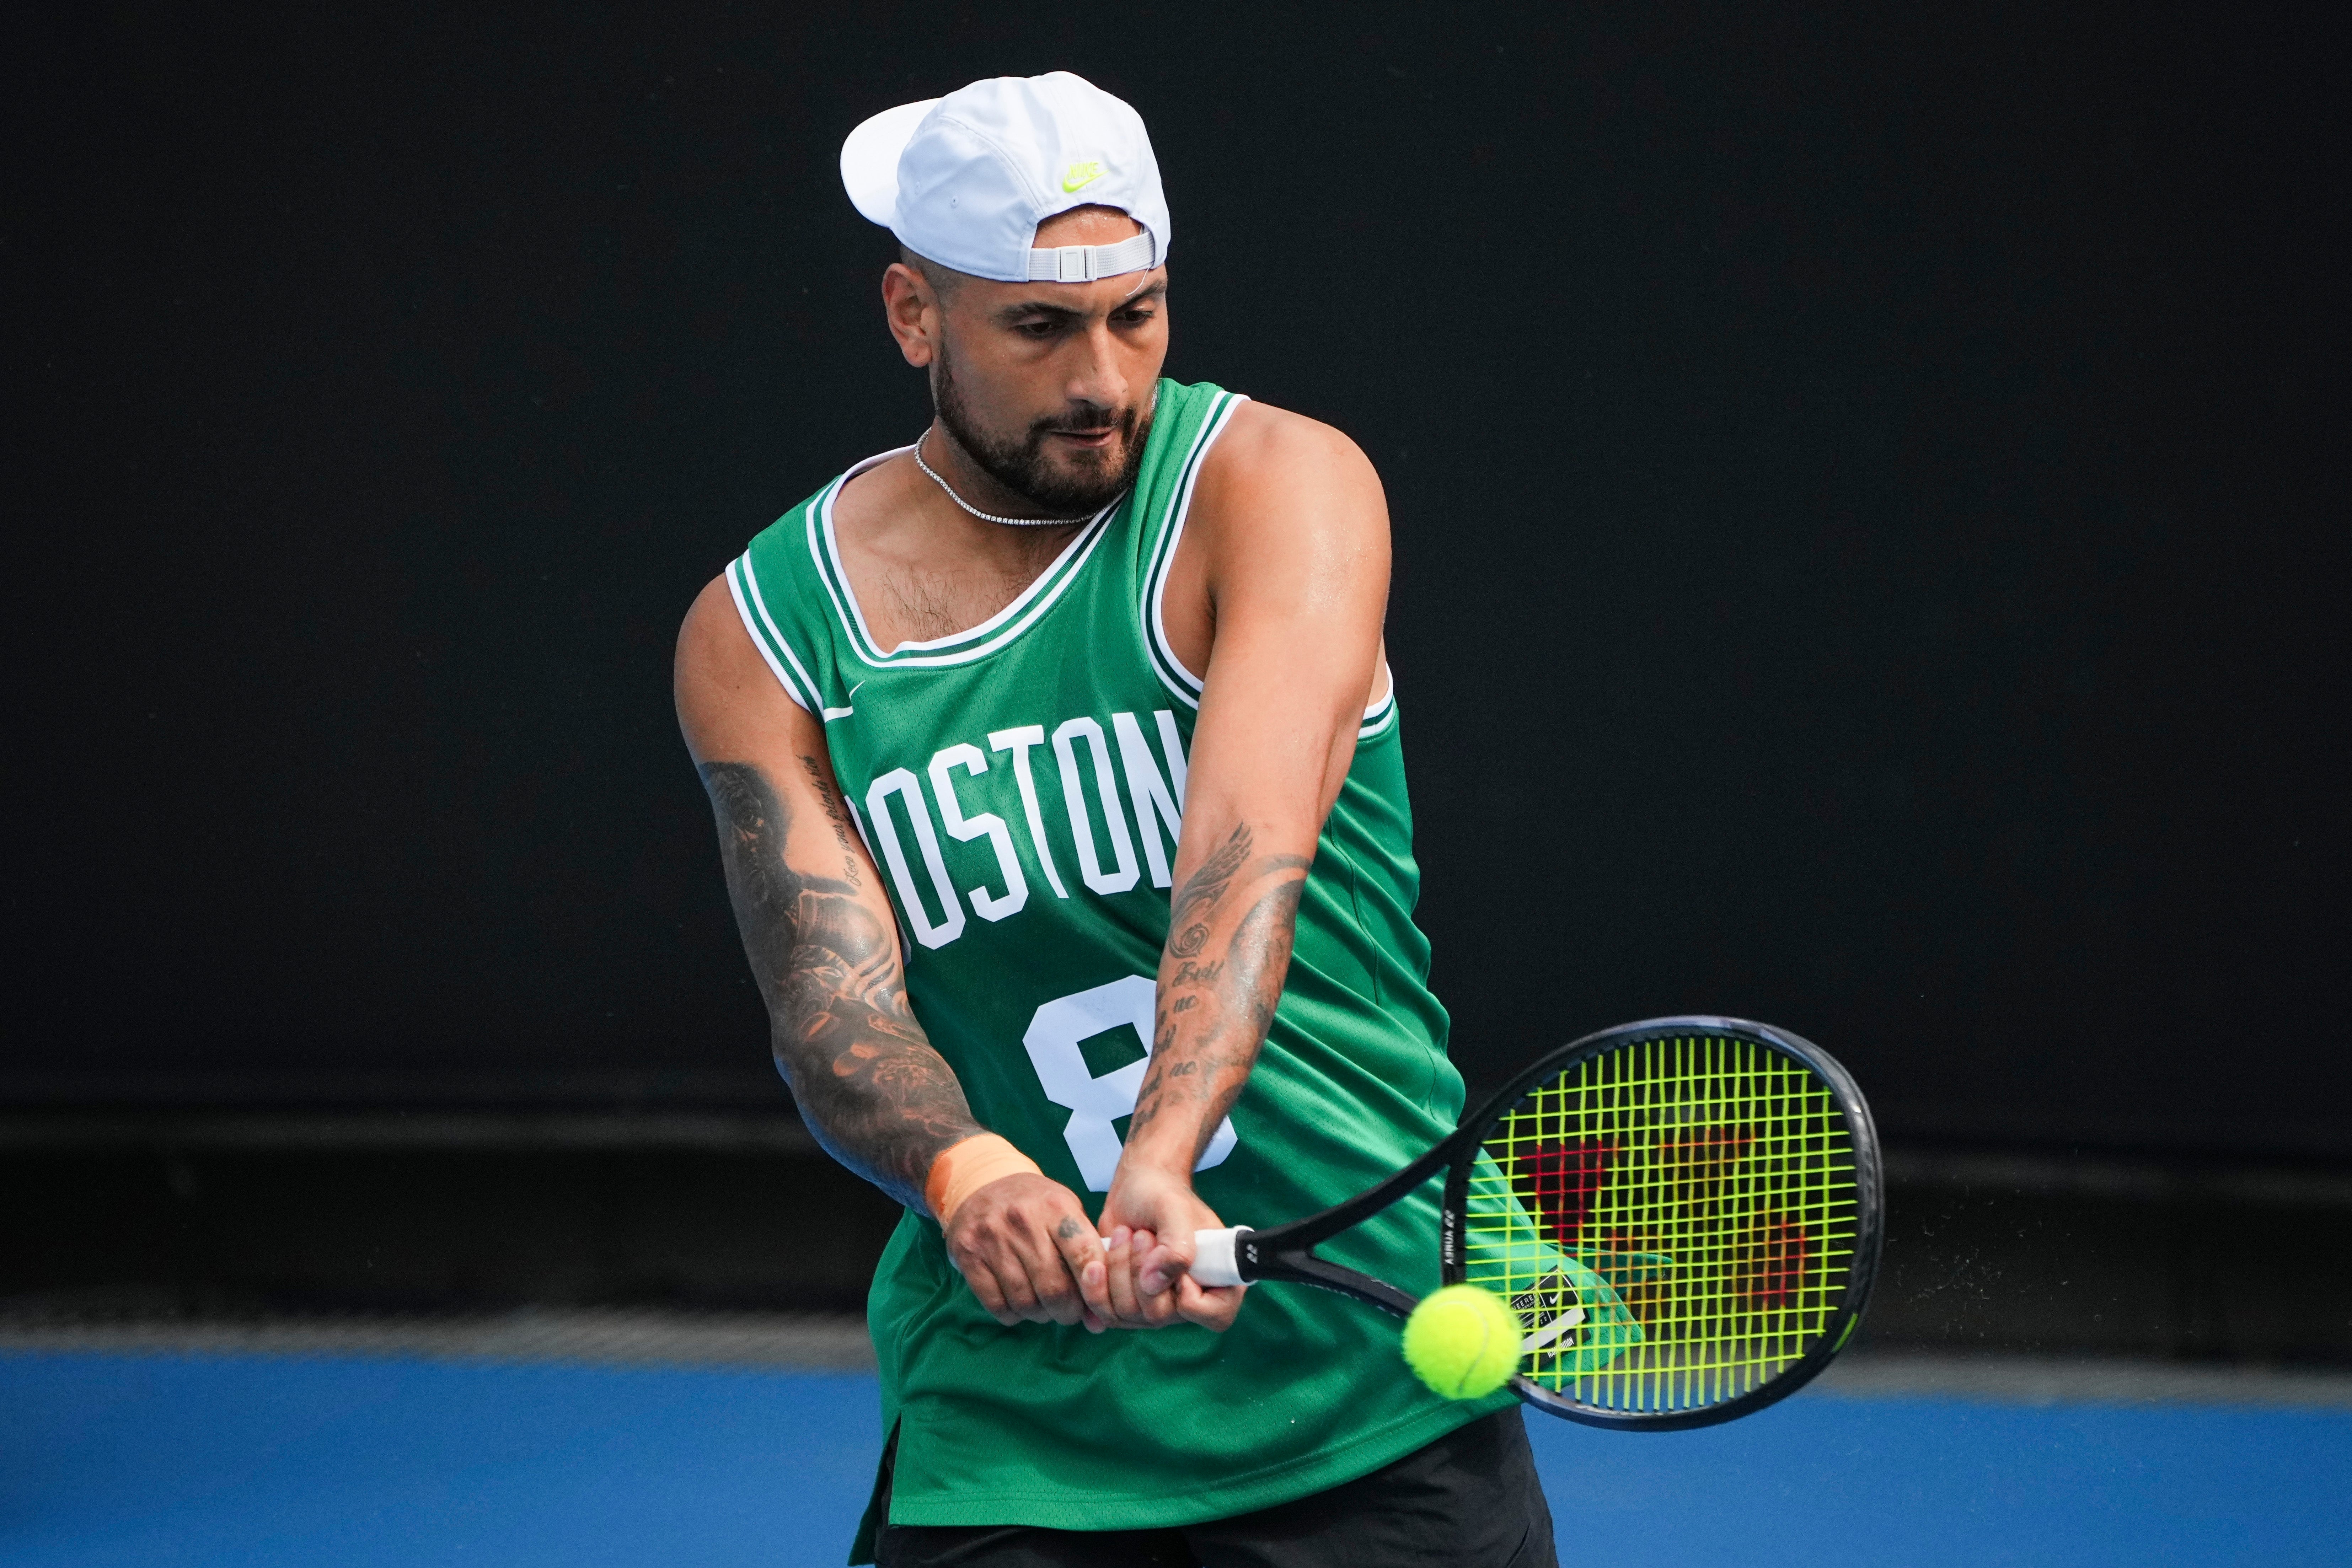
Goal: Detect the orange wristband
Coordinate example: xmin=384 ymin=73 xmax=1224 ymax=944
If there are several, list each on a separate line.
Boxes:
xmin=924 ymin=1133 xmax=1043 ymax=1229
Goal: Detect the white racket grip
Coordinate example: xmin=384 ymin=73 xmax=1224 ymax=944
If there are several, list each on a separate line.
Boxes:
xmin=1190 ymin=1226 xmax=1249 ymax=1288
xmin=1096 ymin=1226 xmax=1252 ymax=1288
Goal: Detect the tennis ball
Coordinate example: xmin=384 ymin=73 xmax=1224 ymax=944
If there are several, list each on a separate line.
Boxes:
xmin=1400 ymin=1284 xmax=1523 ymax=1400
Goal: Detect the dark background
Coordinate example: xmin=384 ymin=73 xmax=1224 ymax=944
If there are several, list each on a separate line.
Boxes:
xmin=8 ymin=2 xmax=2346 ymax=1160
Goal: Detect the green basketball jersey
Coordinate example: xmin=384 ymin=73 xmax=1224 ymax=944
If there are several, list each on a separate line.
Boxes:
xmin=725 ymin=380 xmax=1514 ymax=1550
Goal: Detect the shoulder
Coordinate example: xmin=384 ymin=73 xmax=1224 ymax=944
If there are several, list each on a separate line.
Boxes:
xmin=1185 ymin=400 xmax=1389 ymax=576
xmin=676 ymin=567 xmax=826 ymax=764
xmin=676 ymin=572 xmax=764 ymax=697
xmin=1195 ymin=399 xmax=1381 ymax=504
xmin=676 ymin=528 xmax=813 ymax=718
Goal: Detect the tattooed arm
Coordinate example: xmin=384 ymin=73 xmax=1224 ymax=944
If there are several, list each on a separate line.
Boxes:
xmin=675 ymin=578 xmax=1112 ymax=1330
xmin=1098 ymin=404 xmax=1394 ymax=1331
xmin=691 ymin=756 xmax=969 ymax=1203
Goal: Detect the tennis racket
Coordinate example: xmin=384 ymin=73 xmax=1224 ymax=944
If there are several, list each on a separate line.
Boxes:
xmin=1176 ymin=1015 xmax=1882 ymax=1430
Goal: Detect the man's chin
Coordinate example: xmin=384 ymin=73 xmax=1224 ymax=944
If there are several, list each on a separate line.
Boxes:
xmin=1026 ymin=447 xmax=1134 ymax=513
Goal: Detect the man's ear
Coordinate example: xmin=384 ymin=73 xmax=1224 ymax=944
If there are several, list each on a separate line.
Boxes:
xmin=882 ymin=262 xmax=939 ymax=369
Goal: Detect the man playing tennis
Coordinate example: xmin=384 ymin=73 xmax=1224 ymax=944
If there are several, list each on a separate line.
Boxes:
xmin=675 ymin=72 xmax=1556 ymax=1566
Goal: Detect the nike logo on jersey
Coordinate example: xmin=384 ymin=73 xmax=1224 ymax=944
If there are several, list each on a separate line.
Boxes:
xmin=822 ymin=681 xmax=866 ymax=722
xmin=1061 ymin=160 xmax=1104 ymax=193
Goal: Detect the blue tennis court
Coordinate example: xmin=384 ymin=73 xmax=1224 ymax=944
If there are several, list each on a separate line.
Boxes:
xmin=4 ymin=1351 xmax=2345 ymax=1567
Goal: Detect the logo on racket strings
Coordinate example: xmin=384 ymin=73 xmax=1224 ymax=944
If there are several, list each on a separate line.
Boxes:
xmin=1510 ymin=1272 xmax=1586 ymax=1352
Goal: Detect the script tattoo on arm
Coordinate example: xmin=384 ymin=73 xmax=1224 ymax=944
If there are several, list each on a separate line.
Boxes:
xmin=698 ymin=759 xmax=981 ymax=1209
xmin=1129 ymin=822 xmax=1312 ymax=1159
xmin=798 ymin=754 xmax=863 ymax=888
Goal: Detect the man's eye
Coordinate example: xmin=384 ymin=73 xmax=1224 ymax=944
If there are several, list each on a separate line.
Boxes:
xmin=1016 ymin=319 xmax=1058 ymax=338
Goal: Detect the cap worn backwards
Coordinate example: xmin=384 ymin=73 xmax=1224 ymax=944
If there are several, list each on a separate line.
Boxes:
xmin=839 ymin=72 xmax=1170 ymax=285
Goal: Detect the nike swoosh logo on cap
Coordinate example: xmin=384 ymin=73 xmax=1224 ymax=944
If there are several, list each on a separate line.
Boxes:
xmin=1061 ymin=160 xmax=1104 ymax=193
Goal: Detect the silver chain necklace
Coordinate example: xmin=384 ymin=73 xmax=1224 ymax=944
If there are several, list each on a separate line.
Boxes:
xmin=911 ymin=427 xmax=1114 ymax=527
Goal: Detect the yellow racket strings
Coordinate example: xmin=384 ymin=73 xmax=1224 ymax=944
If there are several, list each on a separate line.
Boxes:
xmin=1461 ymin=1033 xmax=1859 ymax=1412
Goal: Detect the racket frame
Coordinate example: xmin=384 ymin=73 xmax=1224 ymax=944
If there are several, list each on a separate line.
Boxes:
xmin=1225 ymin=1015 xmax=1882 ymax=1432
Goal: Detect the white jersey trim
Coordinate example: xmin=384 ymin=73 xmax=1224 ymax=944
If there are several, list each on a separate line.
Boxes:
xmin=725 ymin=555 xmax=813 ymax=713
xmin=1143 ymin=394 xmax=1399 ymax=739
xmin=1142 ymin=395 xmax=1243 ymax=705
xmin=810 ymin=445 xmax=1120 ymax=670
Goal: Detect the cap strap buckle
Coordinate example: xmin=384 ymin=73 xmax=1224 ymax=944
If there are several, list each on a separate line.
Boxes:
xmin=1025 ymin=230 xmax=1156 ymax=284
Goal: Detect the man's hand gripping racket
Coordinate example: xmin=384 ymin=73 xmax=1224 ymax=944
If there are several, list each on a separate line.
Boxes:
xmin=1130 ymin=1016 xmax=1883 ymax=1430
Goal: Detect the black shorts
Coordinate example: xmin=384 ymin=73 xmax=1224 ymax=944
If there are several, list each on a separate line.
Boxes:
xmin=873 ymin=1408 xmax=1557 ymax=1568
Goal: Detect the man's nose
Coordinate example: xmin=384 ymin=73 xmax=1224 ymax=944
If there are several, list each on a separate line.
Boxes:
xmin=1064 ymin=319 xmax=1130 ymax=411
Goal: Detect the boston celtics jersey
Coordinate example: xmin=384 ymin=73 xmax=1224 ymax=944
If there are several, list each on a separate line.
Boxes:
xmin=725 ymin=380 xmax=1513 ymax=1547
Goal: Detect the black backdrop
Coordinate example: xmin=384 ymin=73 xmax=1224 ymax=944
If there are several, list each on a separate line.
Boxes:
xmin=8 ymin=2 xmax=2345 ymax=1155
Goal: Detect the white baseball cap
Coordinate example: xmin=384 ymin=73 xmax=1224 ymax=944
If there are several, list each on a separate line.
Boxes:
xmin=839 ymin=72 xmax=1170 ymax=285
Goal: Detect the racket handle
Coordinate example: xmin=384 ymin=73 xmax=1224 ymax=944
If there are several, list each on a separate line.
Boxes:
xmin=1095 ymin=1226 xmax=1253 ymax=1288
xmin=1190 ymin=1226 xmax=1249 ymax=1288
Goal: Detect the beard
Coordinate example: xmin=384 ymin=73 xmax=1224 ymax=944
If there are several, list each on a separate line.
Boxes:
xmin=933 ymin=342 xmax=1152 ymax=516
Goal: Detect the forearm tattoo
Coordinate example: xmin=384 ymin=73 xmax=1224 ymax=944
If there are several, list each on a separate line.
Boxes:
xmin=1132 ymin=822 xmax=1311 ymax=1155
xmin=698 ymin=759 xmax=980 ymax=1208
